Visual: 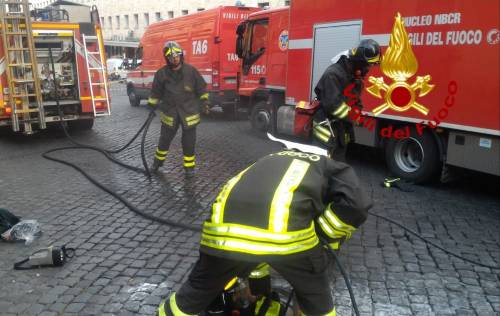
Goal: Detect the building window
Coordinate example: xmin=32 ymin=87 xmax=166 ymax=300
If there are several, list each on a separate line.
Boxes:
xmin=108 ymin=16 xmax=112 ymax=29
xmin=285 ymin=0 xmax=290 ymax=5
xmin=124 ymin=15 xmax=129 ymax=29
xmin=115 ymin=15 xmax=120 ymax=29
xmin=155 ymin=12 xmax=161 ymax=21
xmin=197 ymin=8 xmax=205 ymax=11
xmin=134 ymin=14 xmax=139 ymax=29
xmin=168 ymin=11 xmax=174 ymax=19
xmin=100 ymin=17 xmax=104 ymax=28
xmin=144 ymin=13 xmax=149 ymax=26
xmin=258 ymin=2 xmax=270 ymax=8
xmin=182 ymin=10 xmax=188 ymax=16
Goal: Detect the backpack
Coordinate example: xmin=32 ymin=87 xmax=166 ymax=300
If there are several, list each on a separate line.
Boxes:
xmin=0 ymin=208 xmax=21 ymax=236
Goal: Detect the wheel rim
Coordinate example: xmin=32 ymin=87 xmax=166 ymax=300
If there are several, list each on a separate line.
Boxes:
xmin=394 ymin=137 xmax=424 ymax=173
xmin=254 ymin=109 xmax=270 ymax=131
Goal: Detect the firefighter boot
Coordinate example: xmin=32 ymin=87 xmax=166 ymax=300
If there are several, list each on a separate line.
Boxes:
xmin=183 ymin=155 xmax=195 ymax=177
xmin=184 ymin=167 xmax=195 ymax=178
xmin=151 ymin=158 xmax=164 ymax=173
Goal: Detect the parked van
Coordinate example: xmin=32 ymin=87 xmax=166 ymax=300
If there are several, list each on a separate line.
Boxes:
xmin=126 ymin=6 xmax=260 ymax=111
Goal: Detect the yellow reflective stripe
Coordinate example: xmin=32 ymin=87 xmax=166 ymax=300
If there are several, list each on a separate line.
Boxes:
xmin=325 ymin=204 xmax=356 ymax=232
xmin=313 ymin=130 xmax=330 ymax=143
xmin=317 ymin=216 xmax=345 ymax=239
xmin=160 ymin=112 xmax=174 ymax=126
xmin=165 ymin=48 xmax=171 ymax=56
xmin=148 ymin=97 xmax=159 ymax=105
xmin=169 ymin=293 xmax=196 ymax=316
xmin=333 ymin=102 xmax=350 ymax=115
xmin=183 ymin=155 xmax=195 ymax=162
xmin=173 ymin=47 xmax=182 ymax=52
xmin=211 ymin=166 xmax=252 ymax=224
xmin=337 ymin=107 xmax=350 ymax=119
xmin=186 ymin=118 xmax=200 ymax=126
xmin=156 ymin=149 xmax=168 ymax=155
xmin=203 ymin=222 xmax=316 ymax=243
xmin=158 ymin=300 xmax=167 ymax=316
xmin=186 ymin=114 xmax=200 ymax=122
xmin=255 ymin=296 xmax=281 ymax=315
xmin=184 ymin=161 xmax=195 ymax=167
xmin=313 ymin=123 xmax=331 ymax=137
xmin=269 ymin=159 xmax=310 ymax=233
xmin=200 ymin=234 xmax=319 ymax=255
xmin=333 ymin=102 xmax=350 ymax=118
xmin=200 ymin=93 xmax=209 ymax=100
xmin=249 ymin=263 xmax=270 ymax=279
xmin=367 ymin=54 xmax=380 ymax=63
xmin=224 ymin=277 xmax=238 ymax=290
xmin=156 ymin=154 xmax=167 ymax=161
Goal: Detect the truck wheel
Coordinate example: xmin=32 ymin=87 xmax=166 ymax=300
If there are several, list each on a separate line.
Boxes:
xmin=385 ymin=126 xmax=441 ymax=183
xmin=68 ymin=119 xmax=94 ymax=131
xmin=128 ymin=89 xmax=141 ymax=107
xmin=250 ymin=101 xmax=272 ymax=133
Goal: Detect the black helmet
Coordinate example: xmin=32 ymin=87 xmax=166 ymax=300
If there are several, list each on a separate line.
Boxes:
xmin=162 ymin=41 xmax=184 ymax=67
xmin=349 ymin=39 xmax=381 ymax=65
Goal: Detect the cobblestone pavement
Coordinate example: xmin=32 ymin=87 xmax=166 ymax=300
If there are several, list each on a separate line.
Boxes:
xmin=0 ymin=82 xmax=499 ymax=316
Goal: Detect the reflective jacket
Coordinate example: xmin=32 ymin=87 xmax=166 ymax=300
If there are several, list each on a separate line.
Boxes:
xmin=148 ymin=63 xmax=208 ymax=129
xmin=314 ymin=56 xmax=364 ymax=119
xmin=200 ymin=150 xmax=372 ymax=262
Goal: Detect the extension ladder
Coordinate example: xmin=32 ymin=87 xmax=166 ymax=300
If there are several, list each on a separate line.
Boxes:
xmin=0 ymin=0 xmax=44 ymax=133
xmin=82 ymin=31 xmax=110 ymax=117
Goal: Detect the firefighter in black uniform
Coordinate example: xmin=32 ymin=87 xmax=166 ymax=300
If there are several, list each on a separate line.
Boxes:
xmin=313 ymin=39 xmax=381 ymax=161
xmin=148 ymin=41 xmax=209 ymax=176
xmin=158 ymin=145 xmax=372 ymax=315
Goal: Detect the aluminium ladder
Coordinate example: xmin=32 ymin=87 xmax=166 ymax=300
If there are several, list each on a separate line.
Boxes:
xmin=0 ymin=0 xmax=44 ymax=133
xmin=82 ymin=33 xmax=110 ymax=116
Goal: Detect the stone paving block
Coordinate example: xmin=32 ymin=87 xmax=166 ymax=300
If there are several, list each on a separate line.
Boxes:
xmin=0 ymin=87 xmax=498 ymax=315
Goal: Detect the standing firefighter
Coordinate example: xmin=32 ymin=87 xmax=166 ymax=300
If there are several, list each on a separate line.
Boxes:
xmin=158 ymin=144 xmax=372 ymax=315
xmin=148 ymin=41 xmax=209 ymax=176
xmin=313 ymin=39 xmax=381 ymax=160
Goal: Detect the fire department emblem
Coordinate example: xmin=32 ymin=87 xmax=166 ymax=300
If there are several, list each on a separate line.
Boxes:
xmin=279 ymin=30 xmax=289 ymax=51
xmin=367 ymin=13 xmax=434 ymax=116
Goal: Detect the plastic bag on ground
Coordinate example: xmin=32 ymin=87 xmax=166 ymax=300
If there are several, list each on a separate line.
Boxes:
xmin=1 ymin=220 xmax=42 ymax=245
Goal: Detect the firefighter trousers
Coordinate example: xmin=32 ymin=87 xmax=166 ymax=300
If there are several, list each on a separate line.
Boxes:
xmin=160 ymin=249 xmax=335 ymax=315
xmin=155 ymin=114 xmax=196 ymax=168
xmin=312 ymin=111 xmax=353 ymax=162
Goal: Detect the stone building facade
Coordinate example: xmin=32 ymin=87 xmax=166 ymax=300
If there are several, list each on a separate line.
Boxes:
xmin=30 ymin=0 xmax=290 ymax=57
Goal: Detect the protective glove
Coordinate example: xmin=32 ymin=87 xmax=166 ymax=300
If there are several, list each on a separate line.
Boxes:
xmin=147 ymin=97 xmax=158 ymax=111
xmin=201 ymin=99 xmax=210 ymax=115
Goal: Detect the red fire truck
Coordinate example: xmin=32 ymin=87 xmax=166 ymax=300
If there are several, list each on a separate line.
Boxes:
xmin=0 ymin=0 xmax=110 ymax=134
xmin=126 ymin=6 xmax=260 ymax=114
xmin=236 ymin=0 xmax=499 ymax=182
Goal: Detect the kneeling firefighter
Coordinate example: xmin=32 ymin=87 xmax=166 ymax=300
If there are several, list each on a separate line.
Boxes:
xmin=148 ymin=41 xmax=209 ymax=176
xmin=312 ymin=39 xmax=380 ymax=160
xmin=158 ymin=141 xmax=373 ymax=315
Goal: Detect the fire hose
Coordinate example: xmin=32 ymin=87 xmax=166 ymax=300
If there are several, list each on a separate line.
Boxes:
xmin=38 ymin=48 xmax=498 ymax=316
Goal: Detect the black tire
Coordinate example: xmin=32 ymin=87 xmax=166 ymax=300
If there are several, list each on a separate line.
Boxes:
xmin=385 ymin=126 xmax=441 ymax=183
xmin=250 ymin=101 xmax=273 ymax=133
xmin=128 ymin=88 xmax=141 ymax=107
xmin=68 ymin=119 xmax=94 ymax=131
